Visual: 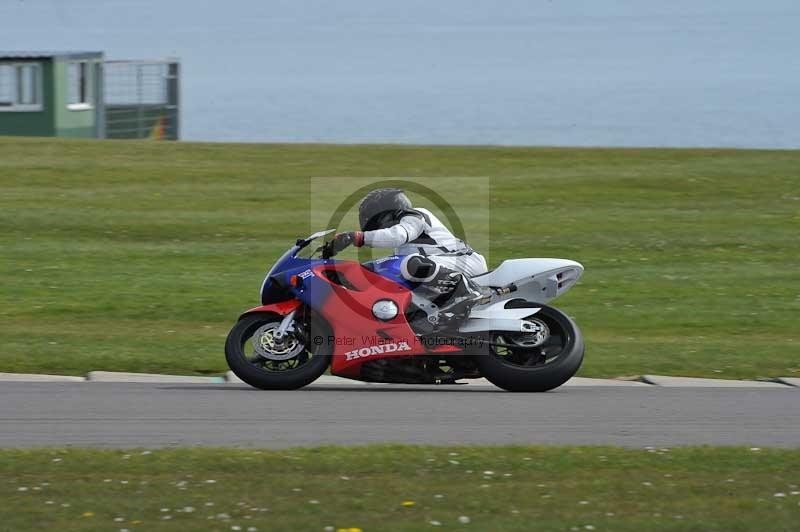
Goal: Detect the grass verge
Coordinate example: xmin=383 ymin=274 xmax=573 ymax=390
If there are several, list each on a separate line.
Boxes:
xmin=1 ymin=445 xmax=799 ymax=531
xmin=1 ymin=137 xmax=799 ymax=378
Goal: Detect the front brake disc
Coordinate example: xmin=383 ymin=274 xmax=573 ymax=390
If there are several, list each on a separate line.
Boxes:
xmin=252 ymin=324 xmax=305 ymax=361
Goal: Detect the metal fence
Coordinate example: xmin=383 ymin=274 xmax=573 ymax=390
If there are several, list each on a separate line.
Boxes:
xmin=102 ymin=60 xmax=179 ymax=140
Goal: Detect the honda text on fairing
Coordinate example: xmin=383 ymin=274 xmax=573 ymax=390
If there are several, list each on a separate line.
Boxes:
xmin=225 ymin=230 xmax=585 ymax=392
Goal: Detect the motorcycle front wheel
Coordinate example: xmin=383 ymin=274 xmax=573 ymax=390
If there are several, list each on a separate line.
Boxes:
xmin=473 ymin=304 xmax=584 ymax=392
xmin=225 ymin=311 xmax=332 ymax=390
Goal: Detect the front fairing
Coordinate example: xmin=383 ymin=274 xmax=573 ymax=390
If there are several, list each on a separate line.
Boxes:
xmin=260 ymin=230 xmax=336 ymax=304
xmin=260 ymin=249 xmax=320 ymax=304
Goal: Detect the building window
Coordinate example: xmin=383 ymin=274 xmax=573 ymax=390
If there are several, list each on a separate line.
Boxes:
xmin=67 ymin=61 xmax=93 ymax=110
xmin=0 ymin=63 xmax=43 ymax=111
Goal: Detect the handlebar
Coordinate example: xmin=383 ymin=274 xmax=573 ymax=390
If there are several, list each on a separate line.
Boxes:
xmin=293 ymin=229 xmax=338 ymax=260
xmin=321 ymin=240 xmax=336 ymax=260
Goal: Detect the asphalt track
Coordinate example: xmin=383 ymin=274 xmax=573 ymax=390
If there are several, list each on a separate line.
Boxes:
xmin=1 ymin=382 xmax=799 ymax=448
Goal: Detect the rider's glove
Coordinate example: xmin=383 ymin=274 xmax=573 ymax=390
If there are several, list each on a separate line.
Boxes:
xmin=332 ymin=231 xmax=364 ymax=253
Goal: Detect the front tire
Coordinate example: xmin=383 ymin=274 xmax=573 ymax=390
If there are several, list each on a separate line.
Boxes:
xmin=474 ymin=304 xmax=584 ymax=392
xmin=225 ymin=311 xmax=331 ymax=390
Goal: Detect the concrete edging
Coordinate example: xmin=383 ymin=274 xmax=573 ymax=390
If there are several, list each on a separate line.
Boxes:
xmin=562 ymin=377 xmax=651 ymax=387
xmin=639 ymin=375 xmax=791 ymax=388
xmin=774 ymin=377 xmax=800 ymax=387
xmin=87 ymin=371 xmax=225 ymax=384
xmin=0 ymin=372 xmax=86 ymax=382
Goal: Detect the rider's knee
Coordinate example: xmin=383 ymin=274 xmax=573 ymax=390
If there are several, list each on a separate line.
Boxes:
xmin=400 ymin=254 xmax=440 ymax=282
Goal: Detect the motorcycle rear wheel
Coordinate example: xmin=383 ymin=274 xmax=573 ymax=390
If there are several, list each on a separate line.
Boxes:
xmin=474 ymin=304 xmax=584 ymax=392
xmin=225 ymin=311 xmax=332 ymax=390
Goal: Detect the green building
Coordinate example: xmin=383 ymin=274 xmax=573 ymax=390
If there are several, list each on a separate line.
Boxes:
xmin=0 ymin=51 xmax=179 ymax=140
xmin=0 ymin=51 xmax=104 ymax=138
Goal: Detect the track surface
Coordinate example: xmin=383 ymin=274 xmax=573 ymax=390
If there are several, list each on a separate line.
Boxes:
xmin=1 ymin=382 xmax=798 ymax=448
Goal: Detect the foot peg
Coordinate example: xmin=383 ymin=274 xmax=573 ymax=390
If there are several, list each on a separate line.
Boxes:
xmin=472 ymin=283 xmax=515 ymax=307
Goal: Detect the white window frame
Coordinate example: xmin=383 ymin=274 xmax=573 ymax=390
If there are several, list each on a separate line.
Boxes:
xmin=67 ymin=60 xmax=93 ymax=111
xmin=0 ymin=62 xmax=44 ymax=112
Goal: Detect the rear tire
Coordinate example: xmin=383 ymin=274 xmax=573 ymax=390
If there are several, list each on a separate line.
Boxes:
xmin=225 ymin=311 xmax=331 ymax=390
xmin=474 ymin=305 xmax=584 ymax=392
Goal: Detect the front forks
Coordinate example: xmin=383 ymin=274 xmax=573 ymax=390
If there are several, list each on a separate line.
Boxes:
xmin=272 ymin=309 xmax=297 ymax=345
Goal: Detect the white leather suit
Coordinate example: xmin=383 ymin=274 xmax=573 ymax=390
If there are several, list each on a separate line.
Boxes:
xmin=362 ymin=207 xmax=488 ymax=280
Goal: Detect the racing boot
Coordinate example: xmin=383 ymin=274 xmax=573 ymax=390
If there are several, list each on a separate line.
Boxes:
xmin=424 ymin=268 xmax=494 ymax=328
xmin=433 ymin=270 xmax=492 ymax=307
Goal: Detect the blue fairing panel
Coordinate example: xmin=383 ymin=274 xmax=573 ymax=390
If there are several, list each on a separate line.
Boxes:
xmin=260 ymin=255 xmax=318 ymax=304
xmin=261 ymin=252 xmax=412 ymax=307
xmin=261 ymin=254 xmax=343 ymax=307
xmin=363 ymin=255 xmax=414 ymax=289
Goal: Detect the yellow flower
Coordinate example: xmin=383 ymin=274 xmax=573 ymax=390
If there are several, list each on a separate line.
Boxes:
xmin=82 ymin=512 xmax=94 ymax=518
xmin=131 ymin=520 xmax=142 ymax=524
xmin=401 ymin=501 xmax=416 ymax=507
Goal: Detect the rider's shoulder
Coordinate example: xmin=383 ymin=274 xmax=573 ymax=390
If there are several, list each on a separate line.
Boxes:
xmin=404 ymin=208 xmax=433 ymax=225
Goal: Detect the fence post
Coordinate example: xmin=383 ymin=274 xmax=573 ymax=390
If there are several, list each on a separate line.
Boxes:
xmin=95 ymin=61 xmax=105 ymax=139
xmin=136 ymin=64 xmax=144 ymax=139
xmin=167 ymin=62 xmax=180 ymax=140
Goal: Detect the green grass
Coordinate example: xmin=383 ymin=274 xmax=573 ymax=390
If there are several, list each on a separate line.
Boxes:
xmin=1 ymin=137 xmax=799 ymax=378
xmin=1 ymin=446 xmax=799 ymax=531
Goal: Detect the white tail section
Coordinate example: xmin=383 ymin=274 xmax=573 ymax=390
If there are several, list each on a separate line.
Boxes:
xmin=472 ymin=258 xmax=583 ymax=304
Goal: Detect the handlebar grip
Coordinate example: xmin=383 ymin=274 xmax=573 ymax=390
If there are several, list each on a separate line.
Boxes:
xmin=321 ymin=241 xmax=335 ymax=260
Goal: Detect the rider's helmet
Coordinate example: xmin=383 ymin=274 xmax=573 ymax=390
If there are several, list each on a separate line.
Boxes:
xmin=358 ymin=188 xmax=414 ymax=231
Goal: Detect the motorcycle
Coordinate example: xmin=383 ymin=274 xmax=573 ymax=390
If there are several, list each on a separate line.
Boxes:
xmin=225 ymin=229 xmax=585 ymax=392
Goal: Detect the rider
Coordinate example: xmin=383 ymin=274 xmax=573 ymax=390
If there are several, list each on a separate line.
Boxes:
xmin=332 ymin=188 xmax=492 ymax=321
